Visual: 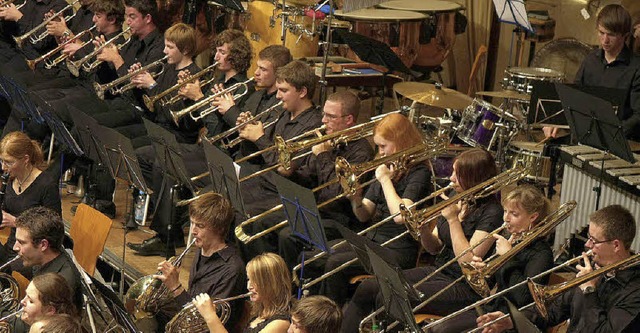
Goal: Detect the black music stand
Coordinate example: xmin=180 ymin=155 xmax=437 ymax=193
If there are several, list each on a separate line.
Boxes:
xmin=202 ymin=140 xmax=247 ymax=217
xmin=506 ymin=299 xmax=541 ymax=333
xmin=273 ymin=175 xmax=328 ymax=299
xmin=366 ymin=245 xmax=421 ymax=333
xmin=89 ymin=274 xmax=138 ymax=333
xmin=556 ymin=83 xmax=635 ymax=212
xmin=336 ymin=223 xmax=401 ymax=275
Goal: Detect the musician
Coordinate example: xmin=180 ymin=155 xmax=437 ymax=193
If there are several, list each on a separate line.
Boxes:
xmin=341 ymin=147 xmax=503 ymax=332
xmin=277 ymin=90 xmax=375 ymax=269
xmin=477 ymin=204 xmax=640 ymax=333
xmin=150 ymin=192 xmax=246 ymax=331
xmin=300 ymin=113 xmax=429 ymax=307
xmin=192 ymin=252 xmax=291 ymax=333
xmin=28 ymin=314 xmax=83 ymax=333
xmin=0 ymin=132 xmax=60 ymax=265
xmin=4 ymin=273 xmax=78 ymax=333
xmin=289 ymin=295 xmax=342 ymax=333
xmin=12 ymin=207 xmax=83 ymax=310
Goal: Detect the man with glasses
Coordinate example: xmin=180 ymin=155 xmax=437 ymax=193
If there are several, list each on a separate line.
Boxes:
xmin=477 ymin=204 xmax=640 ymax=332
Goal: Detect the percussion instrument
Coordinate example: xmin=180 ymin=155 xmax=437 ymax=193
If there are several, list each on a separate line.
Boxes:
xmin=456 ymin=99 xmax=517 ymax=151
xmin=476 ymin=89 xmax=530 ymax=101
xmin=508 ymin=141 xmax=552 ymax=182
xmin=244 ymin=0 xmax=319 ymax=76
xmin=378 ymin=0 xmax=460 ymax=68
xmin=502 ymin=67 xmax=564 ymax=95
xmin=394 ymin=82 xmax=472 ymax=111
xmin=334 ymin=8 xmax=426 ymax=68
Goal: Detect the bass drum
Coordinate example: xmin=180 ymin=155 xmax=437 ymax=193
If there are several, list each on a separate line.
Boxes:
xmin=244 ymin=0 xmax=319 ymax=76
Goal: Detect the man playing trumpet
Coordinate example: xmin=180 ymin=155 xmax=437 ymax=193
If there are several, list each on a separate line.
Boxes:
xmin=477 ymin=204 xmax=640 ymax=333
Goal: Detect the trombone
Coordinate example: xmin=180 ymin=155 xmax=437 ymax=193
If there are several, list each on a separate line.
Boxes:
xmin=25 ymin=25 xmax=95 ymax=71
xmin=67 ymin=27 xmax=132 ymax=77
xmin=14 ymin=0 xmax=79 ymax=48
xmin=367 ymin=201 xmax=578 ymax=332
xmin=143 ymin=62 xmax=219 ymax=112
xmin=169 ymin=77 xmax=254 ymax=125
xmin=93 ymin=55 xmax=169 ymax=100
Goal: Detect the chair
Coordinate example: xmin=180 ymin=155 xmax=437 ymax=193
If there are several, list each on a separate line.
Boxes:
xmin=69 ymin=204 xmax=113 ymax=276
xmin=11 ymin=271 xmax=29 ymax=300
xmin=467 ymin=45 xmax=488 ymax=97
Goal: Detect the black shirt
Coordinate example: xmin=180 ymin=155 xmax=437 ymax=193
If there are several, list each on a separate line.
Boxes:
xmin=575 ymin=46 xmax=640 ymax=140
xmin=9 ymin=0 xmax=71 ymax=58
xmin=33 ymin=251 xmax=84 ymax=312
xmin=202 ymin=72 xmax=255 ymax=136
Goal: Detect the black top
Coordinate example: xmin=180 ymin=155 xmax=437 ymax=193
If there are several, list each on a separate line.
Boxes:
xmin=3 ymin=170 xmax=61 ymax=250
xmin=65 ymin=5 xmax=94 ymax=60
xmin=524 ymin=262 xmax=640 ymax=332
xmin=202 ymin=72 xmax=255 ymax=136
xmin=434 ymin=196 xmax=503 ymax=277
xmin=364 ymin=163 xmax=431 ymax=250
xmin=33 ymin=251 xmax=84 ymax=312
xmin=575 ymin=46 xmax=640 ymax=140
xmin=222 ymin=88 xmax=280 ymax=129
xmin=244 ymin=313 xmax=290 ymax=333
xmin=169 ymin=245 xmax=246 ymax=331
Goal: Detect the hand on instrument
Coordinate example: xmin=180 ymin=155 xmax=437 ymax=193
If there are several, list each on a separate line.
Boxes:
xmin=493 ymin=234 xmax=512 ymax=256
xmin=192 ymin=293 xmax=219 ymax=324
xmin=154 ymin=260 xmax=180 ymax=291
xmin=577 ymin=251 xmax=597 ymax=291
xmin=177 ymin=69 xmax=191 ymax=83
xmin=312 ymin=141 xmax=332 ymax=156
xmin=211 ymin=83 xmax=235 ymax=115
xmin=468 ymin=255 xmax=486 ymax=269
xmin=62 ymin=40 xmax=83 ymax=57
xmin=236 ymin=111 xmax=253 ymax=127
xmin=0 ymin=211 xmax=16 ymax=229
xmin=130 ymin=69 xmax=155 ymax=89
xmin=477 ymin=311 xmax=513 ymax=333
xmin=442 ymin=201 xmax=463 ymax=224
xmin=95 ymin=35 xmax=123 ymax=66
xmin=0 ymin=4 xmax=23 ymax=22
xmin=178 ymin=80 xmax=204 ymax=101
xmin=238 ymin=121 xmax=264 ymax=142
xmin=375 ymin=164 xmax=393 ymax=183
xmin=46 ymin=16 xmax=68 ymax=37
xmin=542 ymin=126 xmax=558 ymax=139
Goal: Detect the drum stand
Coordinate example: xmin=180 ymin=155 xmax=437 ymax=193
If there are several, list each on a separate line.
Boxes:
xmin=316 ymin=0 xmax=334 ymax=104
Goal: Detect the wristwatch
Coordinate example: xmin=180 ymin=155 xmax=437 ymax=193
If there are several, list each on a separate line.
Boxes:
xmin=582 ymin=286 xmax=596 ymax=295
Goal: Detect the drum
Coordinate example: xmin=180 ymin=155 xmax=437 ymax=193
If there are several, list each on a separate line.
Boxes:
xmin=508 ymin=141 xmax=552 ymax=182
xmin=378 ymin=0 xmax=460 ymax=68
xmin=244 ymin=1 xmax=319 ymax=76
xmin=502 ymin=67 xmax=565 ymax=94
xmin=334 ymin=9 xmax=426 ymax=68
xmin=456 ymin=99 xmax=517 ymax=151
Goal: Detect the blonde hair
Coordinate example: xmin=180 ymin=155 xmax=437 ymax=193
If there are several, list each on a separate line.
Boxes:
xmin=502 ymin=185 xmax=550 ymax=226
xmin=246 ymin=253 xmax=291 ymax=318
xmin=0 ymin=131 xmax=45 ymax=169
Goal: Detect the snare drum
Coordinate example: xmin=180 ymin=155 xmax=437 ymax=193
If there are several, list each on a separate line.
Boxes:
xmin=378 ymin=0 xmax=460 ymax=68
xmin=508 ymin=141 xmax=552 ymax=182
xmin=335 ymin=9 xmax=426 ymax=68
xmin=502 ymin=67 xmax=565 ymax=94
xmin=456 ymin=99 xmax=516 ymax=151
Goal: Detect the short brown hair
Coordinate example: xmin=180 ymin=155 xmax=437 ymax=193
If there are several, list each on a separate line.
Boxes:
xmin=32 ymin=273 xmax=77 ymax=317
xmin=276 ymin=60 xmax=317 ymax=98
xmin=258 ymin=45 xmax=293 ymax=71
xmin=502 ymin=185 xmax=550 ymax=226
xmin=590 ymin=205 xmax=636 ymax=250
xmin=246 ymin=253 xmax=291 ymax=318
xmin=164 ymin=22 xmax=196 ymax=57
xmin=373 ymin=113 xmax=423 ymax=152
xmin=90 ymin=0 xmax=124 ymax=25
xmin=326 ymin=90 xmax=360 ymax=119
xmin=37 ymin=314 xmax=82 ymax=333
xmin=453 ymin=148 xmax=497 ymax=191
xmin=597 ymin=4 xmax=631 ymax=36
xmin=15 ymin=207 xmax=64 ymax=252
xmin=215 ymin=29 xmax=253 ymax=73
xmin=188 ymin=192 xmax=234 ymax=237
xmin=0 ymin=131 xmax=45 ymax=169
xmin=291 ymin=296 xmax=342 ymax=333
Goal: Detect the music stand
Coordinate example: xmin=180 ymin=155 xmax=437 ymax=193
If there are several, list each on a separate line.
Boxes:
xmin=366 ymin=245 xmax=421 ymax=333
xmin=331 ymin=29 xmax=411 ymax=75
xmin=89 ymin=274 xmax=139 ymax=333
xmin=273 ymin=175 xmax=328 ymax=298
xmin=202 ymin=140 xmax=247 ymax=217
xmin=335 ymin=223 xmax=400 ymax=276
xmin=506 ymin=299 xmax=541 ymax=333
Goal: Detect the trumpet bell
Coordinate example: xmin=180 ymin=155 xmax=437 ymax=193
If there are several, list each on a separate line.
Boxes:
xmin=165 ymin=300 xmax=231 ymax=333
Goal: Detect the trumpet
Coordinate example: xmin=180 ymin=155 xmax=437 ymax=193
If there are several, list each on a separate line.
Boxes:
xmin=169 ymin=77 xmax=254 ymax=125
xmin=14 ymin=0 xmax=79 ymax=48
xmin=25 ymin=25 xmax=95 ymax=71
xmin=143 ymin=62 xmax=219 ymax=112
xmin=67 ymin=27 xmax=132 ymax=77
xmin=204 ymin=101 xmax=283 ymax=149
xmin=0 ymin=0 xmax=25 ymax=10
xmin=165 ymin=292 xmax=253 ymax=332
xmin=93 ymin=55 xmax=168 ymax=100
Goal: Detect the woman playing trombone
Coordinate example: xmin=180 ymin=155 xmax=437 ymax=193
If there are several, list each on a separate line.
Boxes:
xmin=341 ymin=148 xmax=503 ymax=332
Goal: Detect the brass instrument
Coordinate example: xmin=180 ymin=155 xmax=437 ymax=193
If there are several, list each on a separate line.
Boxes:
xmin=0 ymin=306 xmax=23 ymax=332
xmin=165 ymin=292 xmax=253 ymax=333
xmin=0 ymin=256 xmax=20 ymax=272
xmin=0 ymin=173 xmax=9 ymax=210
xmin=204 ymin=101 xmax=284 ymax=149
xmin=125 ymin=239 xmax=196 ymax=318
xmin=93 ymin=55 xmax=169 ymax=100
xmin=402 ymin=164 xmax=528 ymax=241
xmin=143 ymin=62 xmax=219 ymax=112
xmin=14 ymin=0 xmax=79 ymax=48
xmin=169 ymin=77 xmax=254 ymax=125
xmin=529 ymin=252 xmax=640 ymax=319
xmin=66 ymin=27 xmax=132 ymax=77
xmin=25 ymin=25 xmax=95 ymax=71
xmin=0 ymin=0 xmax=25 ymax=10
xmin=0 ymin=273 xmax=20 ymax=315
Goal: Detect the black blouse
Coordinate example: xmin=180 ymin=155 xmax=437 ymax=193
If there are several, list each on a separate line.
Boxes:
xmin=243 ymin=313 xmax=289 ymax=333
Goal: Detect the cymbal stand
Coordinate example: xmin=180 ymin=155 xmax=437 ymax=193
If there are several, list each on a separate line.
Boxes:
xmin=317 ymin=0 xmax=334 ymax=104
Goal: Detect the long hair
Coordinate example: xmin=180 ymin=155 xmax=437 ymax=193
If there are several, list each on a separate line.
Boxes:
xmin=373 ymin=113 xmax=423 ymax=152
xmin=453 ymin=148 xmax=497 ymax=191
xmin=0 ymin=131 xmax=45 ymax=169
xmin=246 ymin=253 xmax=291 ymax=319
xmin=31 ymin=273 xmax=77 ymax=317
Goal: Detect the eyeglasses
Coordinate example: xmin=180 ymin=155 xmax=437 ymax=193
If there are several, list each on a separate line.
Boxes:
xmin=587 ymin=233 xmax=613 ymax=245
xmin=322 ymin=112 xmax=348 ymax=120
xmin=0 ymin=159 xmax=16 ymax=168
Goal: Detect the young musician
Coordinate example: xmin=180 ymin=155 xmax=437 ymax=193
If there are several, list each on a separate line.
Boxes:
xmin=477 ymin=204 xmax=640 ymax=332
xmin=28 ymin=314 xmax=83 ymax=333
xmin=289 ymin=296 xmax=342 ymax=333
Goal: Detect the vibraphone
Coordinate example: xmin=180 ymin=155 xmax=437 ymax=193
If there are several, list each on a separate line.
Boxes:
xmin=554 ymin=145 xmax=640 ymax=253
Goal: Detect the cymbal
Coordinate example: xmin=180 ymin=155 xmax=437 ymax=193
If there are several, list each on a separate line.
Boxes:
xmin=476 ymin=90 xmax=530 ymax=100
xmin=394 ymin=82 xmax=472 ymax=110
